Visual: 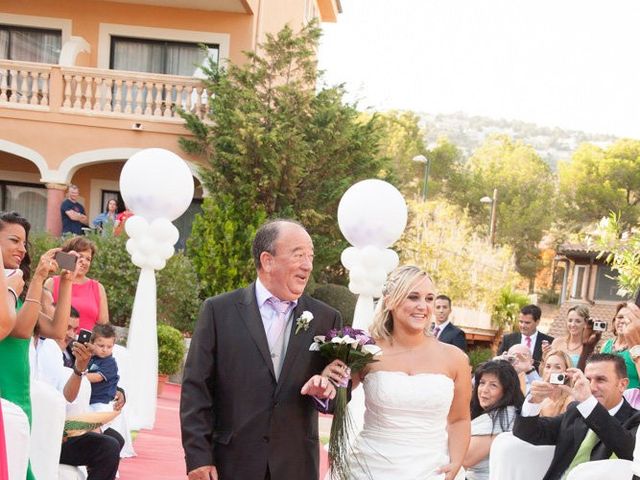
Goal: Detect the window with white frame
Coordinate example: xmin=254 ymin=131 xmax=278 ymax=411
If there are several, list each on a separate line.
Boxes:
xmin=571 ymin=265 xmax=586 ymax=299
xmin=0 ymin=25 xmax=61 ymax=63
xmin=110 ymin=36 xmax=218 ymax=77
xmin=0 ymin=181 xmax=47 ymax=232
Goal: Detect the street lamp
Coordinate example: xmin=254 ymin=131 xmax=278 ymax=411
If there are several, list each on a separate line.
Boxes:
xmin=413 ymin=154 xmax=430 ymax=201
xmin=480 ymin=188 xmax=498 ymax=246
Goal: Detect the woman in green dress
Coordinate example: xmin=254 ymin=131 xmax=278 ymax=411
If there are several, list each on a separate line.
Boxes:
xmin=0 ymin=211 xmax=74 ymax=479
xmin=600 ymin=302 xmax=640 ymax=389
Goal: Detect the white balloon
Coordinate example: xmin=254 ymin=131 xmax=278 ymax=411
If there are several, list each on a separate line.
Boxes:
xmin=338 ymin=179 xmax=407 ymax=248
xmin=341 ymin=247 xmax=361 ymax=270
xmin=361 ymin=245 xmax=382 ymax=269
xmin=370 ymin=267 xmax=388 ymax=286
xmin=120 ymin=148 xmax=194 ymax=222
xmin=125 ymin=238 xmax=139 ymax=256
xmin=381 ymin=249 xmax=400 ymax=272
xmin=125 ymin=215 xmax=149 ymax=238
xmin=131 ymin=253 xmax=147 ymax=269
xmin=157 ymin=243 xmax=175 ymax=260
xmin=138 ymin=236 xmax=156 ymax=256
xmin=150 ymin=219 xmax=179 ymax=244
xmin=148 ymin=256 xmax=165 ymax=271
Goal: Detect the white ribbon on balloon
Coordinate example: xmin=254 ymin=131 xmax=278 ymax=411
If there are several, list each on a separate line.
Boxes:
xmin=120 ymin=148 xmax=194 ymax=430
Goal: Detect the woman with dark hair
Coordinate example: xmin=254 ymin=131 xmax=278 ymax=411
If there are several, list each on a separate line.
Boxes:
xmin=92 ymin=198 xmax=118 ymax=232
xmin=0 ymin=249 xmax=18 ymax=480
xmin=45 ymin=235 xmax=109 ymax=332
xmin=0 ymin=211 xmax=74 ymax=479
xmin=463 ymin=360 xmax=524 ymax=480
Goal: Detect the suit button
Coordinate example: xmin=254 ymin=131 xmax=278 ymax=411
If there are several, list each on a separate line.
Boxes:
xmin=263 ymin=436 xmax=269 ymax=443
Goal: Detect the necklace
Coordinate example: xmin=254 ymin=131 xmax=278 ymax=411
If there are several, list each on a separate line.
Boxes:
xmin=566 ymin=339 xmax=582 ymax=352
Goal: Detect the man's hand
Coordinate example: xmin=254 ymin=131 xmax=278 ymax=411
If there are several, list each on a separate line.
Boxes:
xmin=321 ymin=359 xmax=351 ymax=386
xmin=188 ymin=465 xmax=217 ymax=480
xmin=512 ymin=353 xmax=534 ymax=374
xmin=568 ymin=368 xmax=591 ymax=402
xmin=71 ymin=341 xmax=92 ymax=371
xmin=300 ymin=374 xmax=336 ymax=400
xmin=114 ymin=389 xmax=126 ymax=411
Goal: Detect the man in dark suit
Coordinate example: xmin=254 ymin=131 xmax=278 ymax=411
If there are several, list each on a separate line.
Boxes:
xmin=497 ymin=304 xmax=553 ymax=371
xmin=180 ymin=219 xmax=341 ymax=480
xmin=513 ymin=353 xmax=640 ymax=480
xmin=432 ymin=295 xmax=467 ymax=352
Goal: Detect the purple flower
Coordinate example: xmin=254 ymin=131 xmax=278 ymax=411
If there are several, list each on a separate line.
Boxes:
xmin=325 ymin=328 xmax=339 ymax=341
xmin=355 ymin=333 xmax=374 ymax=345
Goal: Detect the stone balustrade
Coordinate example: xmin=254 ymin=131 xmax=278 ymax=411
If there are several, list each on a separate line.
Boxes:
xmin=0 ymin=59 xmax=210 ymax=121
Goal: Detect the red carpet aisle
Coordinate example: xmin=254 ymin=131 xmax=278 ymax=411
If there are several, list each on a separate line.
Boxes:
xmin=118 ymin=383 xmax=186 ymax=479
xmin=117 ymin=383 xmax=331 ymax=479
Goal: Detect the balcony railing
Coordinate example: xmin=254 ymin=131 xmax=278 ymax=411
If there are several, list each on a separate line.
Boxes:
xmin=0 ymin=60 xmax=210 ymax=121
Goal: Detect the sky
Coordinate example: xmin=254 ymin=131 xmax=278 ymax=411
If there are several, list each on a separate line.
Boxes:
xmin=317 ymin=0 xmax=640 ymax=138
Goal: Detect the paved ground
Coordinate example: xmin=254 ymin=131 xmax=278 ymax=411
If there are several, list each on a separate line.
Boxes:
xmin=118 ymin=383 xmax=331 ymax=479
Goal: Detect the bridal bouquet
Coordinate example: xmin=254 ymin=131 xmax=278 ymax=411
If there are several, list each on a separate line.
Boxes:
xmin=309 ymin=326 xmax=381 ymax=479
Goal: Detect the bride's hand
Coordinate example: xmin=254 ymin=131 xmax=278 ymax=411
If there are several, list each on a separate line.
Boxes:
xmin=437 ymin=462 xmax=462 ymax=480
xmin=321 ymin=359 xmax=351 ymax=386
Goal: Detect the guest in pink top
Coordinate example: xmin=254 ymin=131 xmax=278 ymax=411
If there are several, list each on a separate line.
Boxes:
xmin=45 ymin=236 xmax=109 ymax=332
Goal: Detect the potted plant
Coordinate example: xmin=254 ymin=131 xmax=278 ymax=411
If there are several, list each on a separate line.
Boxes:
xmin=157 ymin=323 xmax=186 ymax=395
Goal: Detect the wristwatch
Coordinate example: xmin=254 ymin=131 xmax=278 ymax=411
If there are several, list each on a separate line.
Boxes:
xmin=72 ymin=366 xmax=88 ymax=377
xmin=630 ymin=345 xmax=640 ymax=361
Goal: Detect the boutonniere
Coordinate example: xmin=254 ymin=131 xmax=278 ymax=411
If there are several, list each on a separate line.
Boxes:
xmin=295 ymin=311 xmax=314 ymax=334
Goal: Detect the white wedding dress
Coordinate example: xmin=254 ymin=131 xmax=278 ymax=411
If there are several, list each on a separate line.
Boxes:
xmin=348 ymin=371 xmax=465 ymax=480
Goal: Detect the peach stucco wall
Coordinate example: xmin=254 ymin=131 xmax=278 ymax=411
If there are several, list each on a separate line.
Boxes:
xmin=1 ymin=0 xmax=256 ymax=66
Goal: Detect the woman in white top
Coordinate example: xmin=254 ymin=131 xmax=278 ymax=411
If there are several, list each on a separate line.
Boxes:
xmin=463 ymin=359 xmax=524 ymax=480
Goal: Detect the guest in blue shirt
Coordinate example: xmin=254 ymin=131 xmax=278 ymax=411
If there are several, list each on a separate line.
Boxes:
xmin=86 ymin=324 xmax=119 ymax=411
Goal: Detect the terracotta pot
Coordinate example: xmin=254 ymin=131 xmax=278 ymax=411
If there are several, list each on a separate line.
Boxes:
xmin=157 ymin=373 xmax=169 ymax=396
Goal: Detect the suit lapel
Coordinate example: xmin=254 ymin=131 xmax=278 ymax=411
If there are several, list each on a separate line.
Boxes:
xmin=276 ymin=297 xmax=314 ymax=394
xmin=237 ymin=283 xmax=276 ymax=380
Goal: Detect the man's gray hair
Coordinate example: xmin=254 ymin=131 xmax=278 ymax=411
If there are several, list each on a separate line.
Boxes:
xmin=252 ymin=219 xmax=304 ymax=270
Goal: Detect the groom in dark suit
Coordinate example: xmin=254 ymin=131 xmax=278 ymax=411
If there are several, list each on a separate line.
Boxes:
xmin=513 ymin=353 xmax=640 ymax=480
xmin=180 ymin=219 xmax=342 ymax=480
xmin=497 ymin=304 xmax=553 ymax=371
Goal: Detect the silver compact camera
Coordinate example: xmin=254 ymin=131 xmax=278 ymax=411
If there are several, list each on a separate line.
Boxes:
xmin=591 ymin=319 xmax=608 ymax=332
xmin=549 ymin=373 xmax=568 ymax=385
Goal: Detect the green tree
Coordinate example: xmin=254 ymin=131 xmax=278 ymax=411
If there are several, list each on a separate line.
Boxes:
xmin=447 ymin=134 xmax=555 ymax=286
xmin=181 ymin=22 xmax=385 ymax=294
xmin=559 ymin=139 xmax=640 ymax=229
xmin=397 ymin=199 xmax=521 ymax=312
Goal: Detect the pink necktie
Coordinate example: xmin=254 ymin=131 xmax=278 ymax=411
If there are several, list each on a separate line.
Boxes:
xmin=525 ymin=336 xmax=532 ymax=349
xmin=267 ymin=297 xmax=291 ymax=349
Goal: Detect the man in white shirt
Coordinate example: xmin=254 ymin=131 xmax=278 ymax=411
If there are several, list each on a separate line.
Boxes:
xmin=513 ymin=353 xmax=640 ymax=480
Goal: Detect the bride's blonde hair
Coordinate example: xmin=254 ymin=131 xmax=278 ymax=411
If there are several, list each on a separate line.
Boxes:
xmin=369 ymin=265 xmax=433 ymax=342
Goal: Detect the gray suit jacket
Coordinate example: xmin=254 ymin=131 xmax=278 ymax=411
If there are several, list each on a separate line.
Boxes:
xmin=180 ymin=283 xmax=341 ymax=479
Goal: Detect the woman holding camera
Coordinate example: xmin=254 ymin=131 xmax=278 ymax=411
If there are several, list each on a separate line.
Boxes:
xmin=600 ymin=302 xmax=640 ymax=389
xmin=538 ymin=350 xmax=574 ymax=416
xmin=463 ymin=360 xmax=524 ymax=480
xmin=45 ymin=236 xmax=109 ymax=332
xmin=0 ymin=211 xmax=74 ymax=480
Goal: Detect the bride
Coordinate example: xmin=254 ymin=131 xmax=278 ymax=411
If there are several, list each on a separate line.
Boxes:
xmin=324 ymin=265 xmax=471 ymax=479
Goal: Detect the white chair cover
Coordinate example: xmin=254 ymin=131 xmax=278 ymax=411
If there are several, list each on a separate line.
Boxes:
xmin=58 ymin=464 xmax=87 ymax=480
xmin=2 ymin=398 xmax=30 ymax=480
xmin=112 ymin=344 xmax=136 ymax=457
xmin=489 ymin=432 xmax=555 ymax=480
xmin=29 ymin=379 xmax=66 ymax=480
xmin=566 ymin=459 xmax=633 ymax=480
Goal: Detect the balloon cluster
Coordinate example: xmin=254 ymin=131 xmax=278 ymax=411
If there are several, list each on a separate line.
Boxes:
xmin=124 ymin=216 xmax=179 ymax=271
xmin=341 ymin=246 xmax=399 ymax=297
xmin=337 ymin=179 xmax=407 ymax=298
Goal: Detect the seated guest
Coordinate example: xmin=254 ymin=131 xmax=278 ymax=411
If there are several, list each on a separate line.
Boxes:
xmin=463 ymin=360 xmax=524 ymax=480
xmin=498 ymin=304 xmax=553 ymax=371
xmin=432 ymin=294 xmax=467 ymax=352
xmin=496 ymin=344 xmax=541 ymax=396
xmin=513 ymin=353 xmax=640 ymax=480
xmin=539 ymin=350 xmax=575 ymax=417
xmin=86 ymin=324 xmax=119 ymax=412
